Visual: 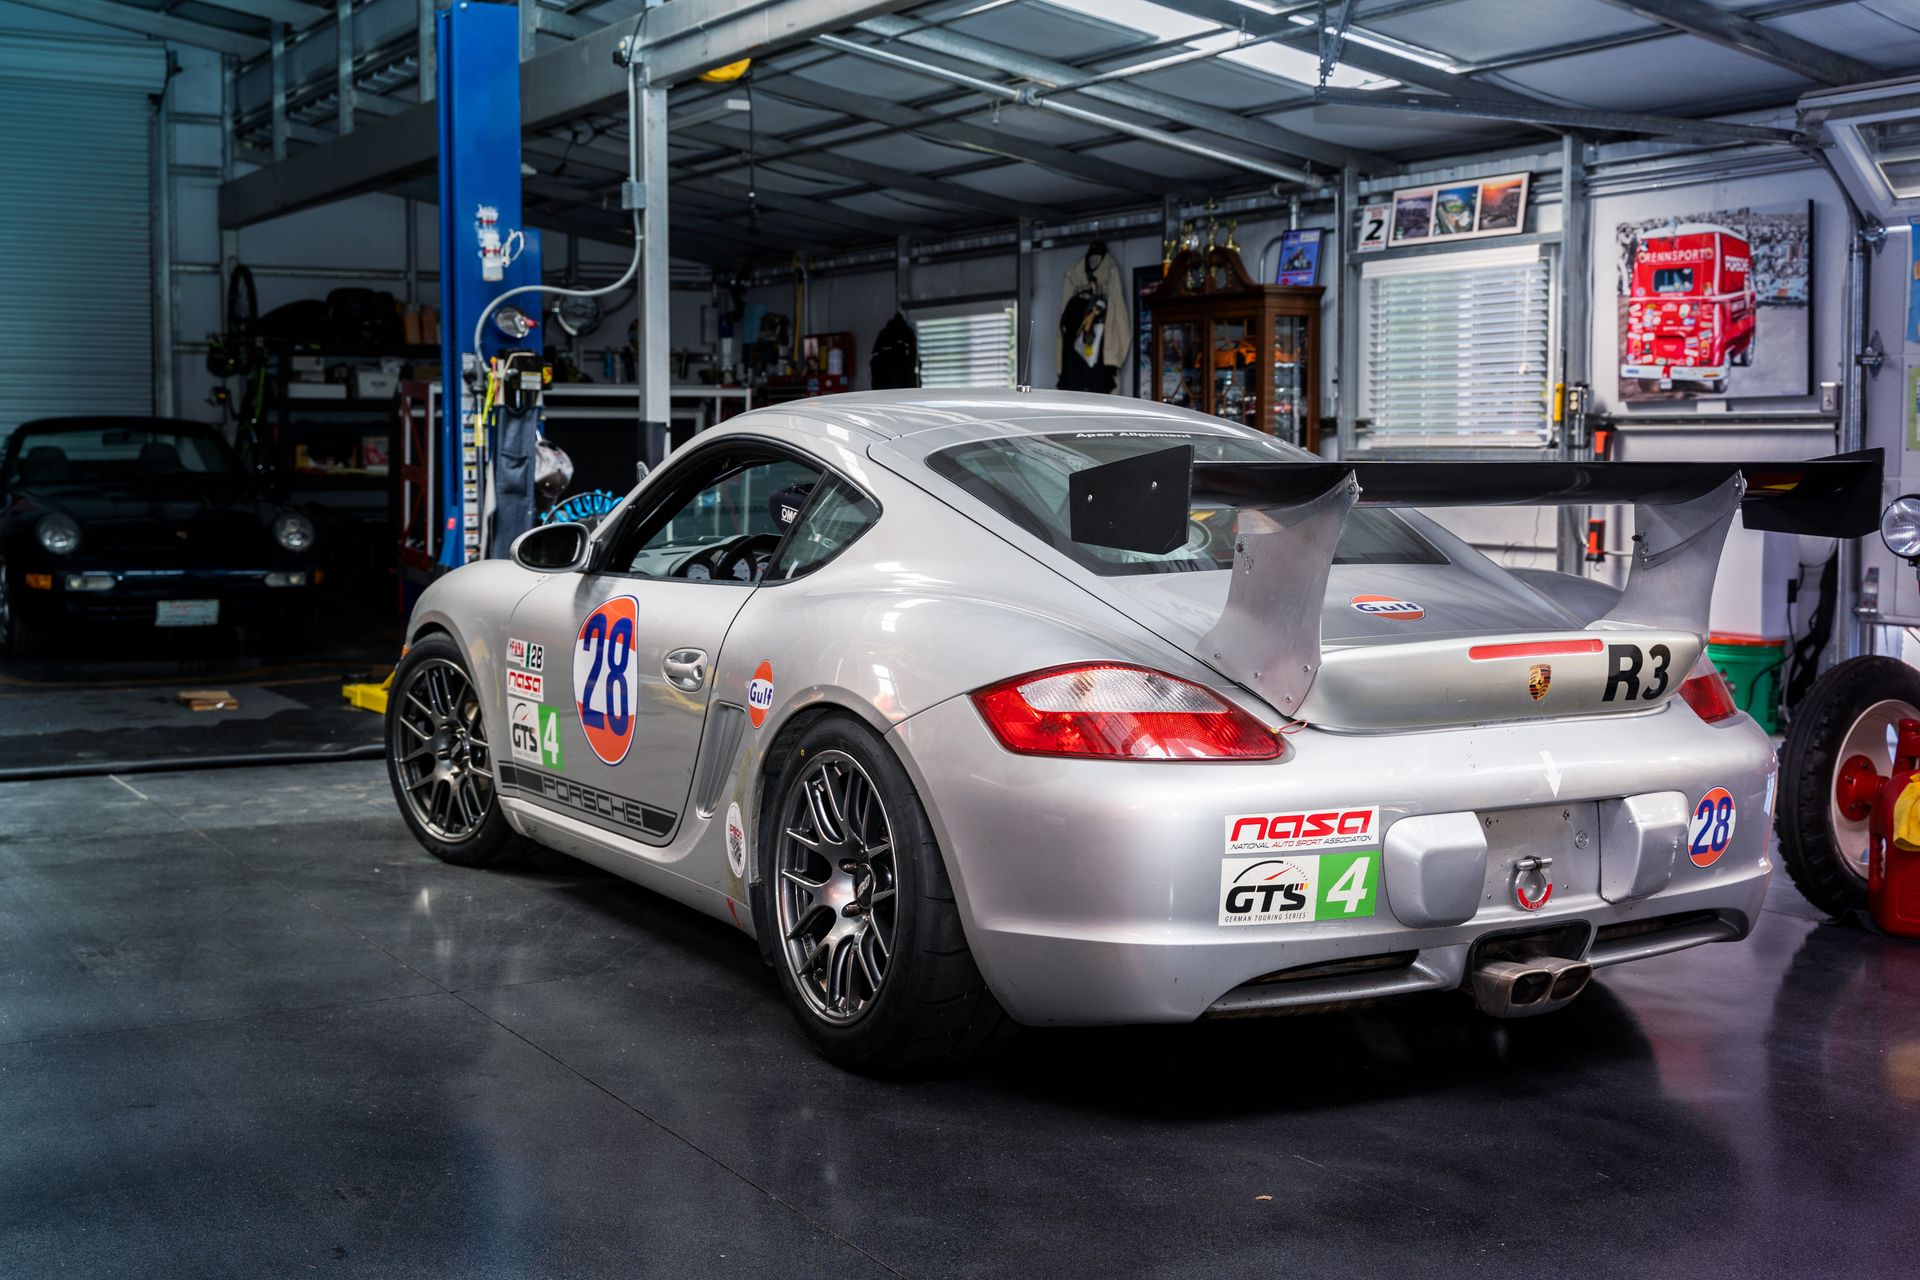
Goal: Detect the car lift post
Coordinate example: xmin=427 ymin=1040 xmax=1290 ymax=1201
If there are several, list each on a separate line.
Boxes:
xmin=434 ymin=0 xmax=540 ymax=569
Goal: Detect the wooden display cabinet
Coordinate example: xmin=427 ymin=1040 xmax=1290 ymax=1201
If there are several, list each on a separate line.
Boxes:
xmin=1147 ymin=243 xmax=1323 ymax=451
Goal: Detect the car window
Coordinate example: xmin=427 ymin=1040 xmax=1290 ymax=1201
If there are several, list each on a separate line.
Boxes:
xmin=8 ymin=425 xmax=235 ymax=485
xmin=616 ymin=453 xmax=824 ymax=583
xmin=925 ymin=431 xmax=1445 ymax=577
xmin=767 ymin=477 xmax=880 ymax=582
xmin=1651 ymin=267 xmax=1694 ymax=294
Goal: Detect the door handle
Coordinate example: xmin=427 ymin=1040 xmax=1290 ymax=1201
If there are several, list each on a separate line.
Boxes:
xmin=663 ymin=648 xmax=708 ymax=692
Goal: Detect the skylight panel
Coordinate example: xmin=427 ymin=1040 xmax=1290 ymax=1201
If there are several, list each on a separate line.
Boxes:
xmin=1224 ymin=40 xmax=1397 ymax=90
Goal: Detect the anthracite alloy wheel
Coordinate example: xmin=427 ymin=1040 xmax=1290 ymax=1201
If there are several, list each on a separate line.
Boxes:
xmin=755 ymin=715 xmax=1013 ymax=1070
xmin=775 ymin=749 xmax=900 ymax=1024
xmin=385 ymin=634 xmax=529 ymax=867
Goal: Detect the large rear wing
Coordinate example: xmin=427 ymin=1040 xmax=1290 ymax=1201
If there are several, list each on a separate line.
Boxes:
xmin=1068 ymin=447 xmax=1882 ymax=717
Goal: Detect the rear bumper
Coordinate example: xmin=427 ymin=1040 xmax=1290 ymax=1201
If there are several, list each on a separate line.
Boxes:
xmin=16 ymin=568 xmax=314 ymax=625
xmin=890 ymin=697 xmax=1776 ymax=1026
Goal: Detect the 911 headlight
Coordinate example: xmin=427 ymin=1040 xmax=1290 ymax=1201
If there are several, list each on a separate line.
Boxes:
xmin=36 ymin=514 xmax=80 ymax=556
xmin=1881 ymin=495 xmax=1920 ymax=561
xmin=272 ymin=512 xmax=316 ymax=553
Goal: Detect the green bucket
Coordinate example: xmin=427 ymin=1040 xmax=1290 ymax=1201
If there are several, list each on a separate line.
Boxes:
xmin=1706 ymin=638 xmax=1786 ymax=734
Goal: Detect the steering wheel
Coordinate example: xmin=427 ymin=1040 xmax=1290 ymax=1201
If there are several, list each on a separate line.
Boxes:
xmin=675 ymin=532 xmax=781 ymax=582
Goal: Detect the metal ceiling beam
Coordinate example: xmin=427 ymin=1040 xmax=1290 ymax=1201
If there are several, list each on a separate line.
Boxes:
xmin=1311 ymin=86 xmax=1805 ymax=146
xmin=190 ymin=0 xmax=328 ymax=26
xmin=816 ymin=33 xmax=1327 ymax=188
xmin=517 ymin=134 xmax=911 ymax=237
xmin=676 ymin=121 xmax=1058 ymax=221
xmin=854 ymin=14 xmax=1391 ymax=174
xmin=1595 ymin=0 xmax=1879 ymax=85
xmin=220 ymin=0 xmax=922 ymax=227
xmin=11 ymin=0 xmax=267 ymax=57
xmin=757 ymin=75 xmax=1188 ymax=198
xmin=1152 ymin=0 xmax=1561 ymax=114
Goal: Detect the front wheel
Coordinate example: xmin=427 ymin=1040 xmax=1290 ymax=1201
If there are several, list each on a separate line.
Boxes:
xmin=755 ymin=716 xmax=1013 ymax=1070
xmin=385 ymin=634 xmax=529 ymax=867
xmin=1776 ymin=656 xmax=1920 ymax=918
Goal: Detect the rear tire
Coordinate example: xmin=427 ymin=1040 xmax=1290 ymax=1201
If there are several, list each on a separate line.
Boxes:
xmin=385 ymin=634 xmax=530 ymax=868
xmin=754 ymin=714 xmax=1014 ymax=1070
xmin=1776 ymin=656 xmax=1920 ymax=918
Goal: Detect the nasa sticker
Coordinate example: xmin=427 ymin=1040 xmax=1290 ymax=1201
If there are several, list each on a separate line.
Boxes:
xmin=725 ymin=801 xmax=748 ymax=879
xmin=1688 ymin=786 xmax=1737 ymax=868
xmin=1350 ymin=594 xmax=1424 ymax=621
xmin=575 ymin=595 xmax=639 ymax=765
xmin=747 ymin=660 xmax=775 ymax=729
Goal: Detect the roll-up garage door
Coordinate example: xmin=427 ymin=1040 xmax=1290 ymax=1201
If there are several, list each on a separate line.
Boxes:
xmin=0 ymin=34 xmax=169 ymax=438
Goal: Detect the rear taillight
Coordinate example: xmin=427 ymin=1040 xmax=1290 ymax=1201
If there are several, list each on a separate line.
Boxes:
xmin=970 ymin=663 xmax=1281 ymax=760
xmin=1677 ymin=658 xmax=1739 ymax=723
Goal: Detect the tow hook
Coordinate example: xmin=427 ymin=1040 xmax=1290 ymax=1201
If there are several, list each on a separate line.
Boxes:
xmin=1470 ymin=954 xmax=1592 ymax=1019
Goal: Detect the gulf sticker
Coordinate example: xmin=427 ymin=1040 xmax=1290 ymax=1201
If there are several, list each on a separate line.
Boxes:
xmin=747 ymin=660 xmax=775 ymax=728
xmin=1688 ymin=786 xmax=1737 ymax=867
xmin=725 ymin=801 xmax=748 ymax=878
xmin=506 ymin=669 xmax=544 ymax=700
xmin=1350 ymin=594 xmax=1424 ymax=621
xmin=575 ymin=595 xmax=639 ymax=765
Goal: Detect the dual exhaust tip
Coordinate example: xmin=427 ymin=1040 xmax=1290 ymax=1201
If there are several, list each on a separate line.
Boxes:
xmin=1471 ymin=956 xmax=1592 ymax=1019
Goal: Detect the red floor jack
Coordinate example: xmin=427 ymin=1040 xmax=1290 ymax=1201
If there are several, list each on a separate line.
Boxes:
xmin=1839 ymin=716 xmax=1920 ymax=938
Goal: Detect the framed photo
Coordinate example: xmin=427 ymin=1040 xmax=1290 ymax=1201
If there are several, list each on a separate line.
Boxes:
xmin=1274 ymin=229 xmax=1323 ymax=286
xmin=1391 ymin=191 xmax=1434 ymax=243
xmin=1388 ymin=172 xmax=1531 ymax=244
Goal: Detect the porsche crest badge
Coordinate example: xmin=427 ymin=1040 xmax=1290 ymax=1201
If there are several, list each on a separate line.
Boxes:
xmin=1527 ymin=663 xmax=1552 ymax=701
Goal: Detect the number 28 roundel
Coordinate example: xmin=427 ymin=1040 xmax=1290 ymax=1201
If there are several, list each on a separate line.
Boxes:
xmin=575 ymin=595 xmax=639 ymax=765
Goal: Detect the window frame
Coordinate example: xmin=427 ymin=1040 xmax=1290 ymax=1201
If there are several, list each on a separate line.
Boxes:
xmin=592 ymin=434 xmax=881 ymax=588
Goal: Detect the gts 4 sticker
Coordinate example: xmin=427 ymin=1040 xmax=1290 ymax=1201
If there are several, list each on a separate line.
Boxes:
xmin=1689 ymin=786 xmax=1736 ymax=867
xmin=1225 ymin=807 xmax=1378 ymax=854
xmin=509 ymin=697 xmax=564 ymax=770
xmin=1219 ymin=852 xmax=1378 ymax=926
xmin=507 ymin=669 xmax=544 ymax=700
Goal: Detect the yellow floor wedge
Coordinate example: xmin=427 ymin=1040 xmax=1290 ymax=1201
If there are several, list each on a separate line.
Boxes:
xmin=342 ymin=672 xmax=393 ymax=715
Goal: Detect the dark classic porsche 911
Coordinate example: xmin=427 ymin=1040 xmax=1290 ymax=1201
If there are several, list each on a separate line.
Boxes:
xmin=0 ymin=417 xmax=319 ymax=658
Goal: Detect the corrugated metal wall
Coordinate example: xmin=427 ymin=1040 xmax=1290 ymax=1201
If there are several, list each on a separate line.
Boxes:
xmin=0 ymin=34 xmax=168 ymax=436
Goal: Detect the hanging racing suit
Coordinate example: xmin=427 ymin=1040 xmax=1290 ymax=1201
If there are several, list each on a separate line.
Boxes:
xmin=1056 ymin=250 xmax=1130 ymax=394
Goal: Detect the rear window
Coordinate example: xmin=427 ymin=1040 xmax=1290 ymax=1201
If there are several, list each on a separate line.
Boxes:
xmin=926 ymin=431 xmax=1445 ymax=576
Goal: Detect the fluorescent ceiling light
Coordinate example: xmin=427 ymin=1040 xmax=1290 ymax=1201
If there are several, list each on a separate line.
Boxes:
xmin=1039 ymin=0 xmax=1215 ymax=42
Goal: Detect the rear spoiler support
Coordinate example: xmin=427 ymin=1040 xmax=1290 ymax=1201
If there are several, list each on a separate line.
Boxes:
xmin=1196 ymin=475 xmax=1357 ymax=716
xmin=1068 ymin=446 xmax=1881 ymax=717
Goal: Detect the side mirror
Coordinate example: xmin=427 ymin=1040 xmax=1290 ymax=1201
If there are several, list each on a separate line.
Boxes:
xmin=511 ymin=522 xmax=592 ymax=573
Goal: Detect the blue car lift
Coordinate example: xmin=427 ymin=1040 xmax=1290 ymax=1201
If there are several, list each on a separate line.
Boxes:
xmin=434 ymin=1 xmax=540 ymax=569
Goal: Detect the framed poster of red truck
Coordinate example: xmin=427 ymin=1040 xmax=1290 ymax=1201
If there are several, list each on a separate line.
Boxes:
xmin=1616 ymin=201 xmax=1811 ymax=402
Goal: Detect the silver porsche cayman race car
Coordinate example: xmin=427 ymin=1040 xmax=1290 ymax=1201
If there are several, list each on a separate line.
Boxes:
xmin=385 ymin=389 xmax=1879 ymax=1068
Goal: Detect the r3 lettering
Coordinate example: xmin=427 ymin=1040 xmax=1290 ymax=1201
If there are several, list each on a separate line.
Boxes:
xmin=1603 ymin=643 xmax=1671 ymax=703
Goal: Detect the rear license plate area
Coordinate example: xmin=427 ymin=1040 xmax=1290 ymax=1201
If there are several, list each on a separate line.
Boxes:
xmin=156 ymin=599 xmax=219 ymax=627
xmin=1477 ymin=802 xmax=1600 ymax=911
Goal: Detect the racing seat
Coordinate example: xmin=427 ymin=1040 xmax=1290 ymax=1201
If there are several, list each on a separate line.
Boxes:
xmin=20 ymin=445 xmax=71 ymax=483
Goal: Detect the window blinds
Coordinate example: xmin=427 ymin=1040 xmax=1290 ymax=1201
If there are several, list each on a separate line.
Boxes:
xmin=1360 ymin=247 xmax=1553 ymax=447
xmin=914 ymin=305 xmax=1016 ymax=389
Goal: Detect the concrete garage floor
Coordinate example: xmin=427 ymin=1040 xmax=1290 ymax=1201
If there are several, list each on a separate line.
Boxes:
xmin=2 ymin=763 xmax=1915 ymax=1278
